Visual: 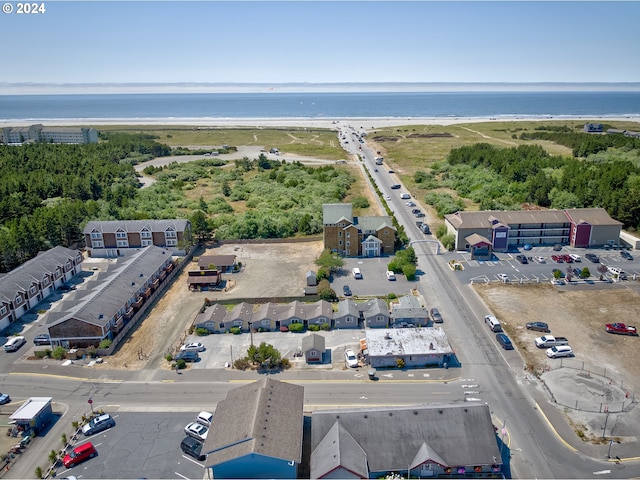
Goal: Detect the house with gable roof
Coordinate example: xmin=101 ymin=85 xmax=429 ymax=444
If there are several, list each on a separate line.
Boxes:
xmin=194 ymin=303 xmax=229 ymax=334
xmin=322 ymin=204 xmax=395 ymax=257
xmin=334 ymin=299 xmax=361 ymax=329
xmin=310 ymin=404 xmax=502 ymax=479
xmin=358 ymin=298 xmax=390 ymax=328
xmin=83 ymin=219 xmax=192 ymax=258
xmin=203 ymin=378 xmax=304 ymax=479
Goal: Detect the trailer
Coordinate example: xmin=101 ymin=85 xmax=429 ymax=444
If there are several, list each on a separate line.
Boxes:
xmin=10 ymin=397 xmax=53 ymax=436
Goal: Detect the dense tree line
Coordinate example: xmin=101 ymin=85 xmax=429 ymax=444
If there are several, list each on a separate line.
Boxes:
xmin=443 ymin=138 xmax=640 ymax=229
xmin=520 ymin=129 xmax=640 ymax=157
xmin=0 ymin=134 xmax=171 ymax=272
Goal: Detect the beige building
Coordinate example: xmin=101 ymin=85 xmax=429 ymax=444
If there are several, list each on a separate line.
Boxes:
xmin=1 ymin=124 xmax=98 ymax=144
xmin=322 ymin=204 xmax=395 ymax=257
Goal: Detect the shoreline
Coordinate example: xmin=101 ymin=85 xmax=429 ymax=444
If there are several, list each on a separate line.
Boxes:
xmin=1 ymin=115 xmax=640 ymax=130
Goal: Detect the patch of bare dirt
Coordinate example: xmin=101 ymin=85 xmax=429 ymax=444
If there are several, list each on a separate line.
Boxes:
xmin=473 ymin=283 xmax=640 ymax=392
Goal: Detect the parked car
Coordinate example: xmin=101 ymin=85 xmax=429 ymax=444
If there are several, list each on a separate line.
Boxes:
xmin=181 ymin=436 xmax=206 ymax=461
xmin=388 ymin=170 xmax=395 ymax=174
xmin=515 ymin=255 xmax=528 ymax=264
xmin=385 ymin=271 xmax=396 ymax=281
xmin=497 ymin=273 xmax=509 ymax=282
xmin=551 ymin=269 xmax=565 ymax=278
xmin=534 ymin=256 xmax=546 ymax=264
xmin=196 ymin=411 xmax=214 ymax=427
xmin=344 ymin=349 xmax=358 ymax=368
xmin=185 ymin=422 xmax=209 ymax=441
xmin=420 ymin=224 xmax=431 ymax=234
xmin=175 ymin=350 xmax=199 ymax=362
xmin=390 ymin=184 xmax=401 ymax=189
xmin=526 ymin=322 xmax=550 ymax=333
xmin=430 ymin=308 xmax=443 ymax=323
xmin=561 ymin=254 xmax=573 ymax=263
xmin=343 ymin=285 xmax=352 ymax=296
xmin=405 ymin=201 xmax=416 ymax=207
xmin=572 ymin=268 xmax=582 ymax=277
xmin=496 ymin=333 xmax=514 ymax=350
xmin=546 ymin=345 xmax=574 ymax=358
xmin=621 ymin=250 xmax=634 ymax=260
xmin=58 ymin=284 xmax=76 ymax=292
xmin=33 ymin=334 xmax=51 ymax=346
xmin=605 ymin=322 xmax=638 ymax=336
xmin=569 ymin=254 xmax=582 ymax=262
xmin=0 ymin=393 xmax=10 ymax=405
xmin=82 ymin=413 xmax=116 ymax=436
xmin=3 ymin=336 xmax=26 ymax=352
xmin=585 ymin=253 xmax=600 ymax=263
xmin=384 ymin=195 xmax=391 ymax=201
xmin=411 ymin=208 xmax=421 ymax=214
xmin=63 ymin=442 xmax=97 ymax=468
xmin=415 ymin=212 xmax=426 ymax=218
xmin=551 ymin=255 xmax=563 ymax=263
xmin=553 ymin=244 xmax=563 ymax=251
xmin=180 ymin=342 xmax=205 ymax=352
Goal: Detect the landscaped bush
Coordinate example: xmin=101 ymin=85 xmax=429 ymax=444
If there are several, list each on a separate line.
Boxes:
xmin=34 ymin=349 xmax=52 ymax=359
xmin=308 ymin=324 xmax=320 ymax=331
xmin=195 ymin=327 xmax=210 ymax=336
xmin=396 ymin=358 xmax=406 ymax=368
xmin=320 ymin=323 xmax=331 ymax=331
xmin=440 ymin=234 xmax=455 ymax=251
xmin=229 ymin=326 xmax=242 ymax=335
xmin=233 ymin=357 xmax=251 ymax=370
xmin=288 ymin=323 xmax=305 ymax=333
xmin=98 ymin=339 xmax=112 ymax=349
xmin=280 ymin=357 xmax=291 ymax=369
xmin=51 ymin=346 xmax=67 ymax=360
xmin=176 ymin=359 xmax=186 ymax=370
xmin=402 ymin=264 xmax=417 ymax=280
xmin=165 ymin=353 xmax=173 ymax=362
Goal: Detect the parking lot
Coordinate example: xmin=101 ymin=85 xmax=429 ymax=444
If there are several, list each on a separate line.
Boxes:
xmin=445 ymin=246 xmax=640 ymax=285
xmin=56 ymin=412 xmax=206 ymax=479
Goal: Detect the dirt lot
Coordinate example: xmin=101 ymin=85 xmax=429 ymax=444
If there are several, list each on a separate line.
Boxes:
xmin=473 ymin=282 xmax=640 ymax=393
xmin=95 ymin=241 xmax=324 ymax=371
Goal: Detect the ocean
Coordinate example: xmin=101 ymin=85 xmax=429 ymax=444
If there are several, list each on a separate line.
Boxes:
xmin=1 ymin=91 xmax=640 ymax=122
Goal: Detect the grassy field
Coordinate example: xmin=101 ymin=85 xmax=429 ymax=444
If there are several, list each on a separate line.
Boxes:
xmin=98 ymin=125 xmax=345 ymax=160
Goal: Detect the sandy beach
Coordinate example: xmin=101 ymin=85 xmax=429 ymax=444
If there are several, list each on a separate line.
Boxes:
xmin=3 ymin=115 xmax=640 ymax=130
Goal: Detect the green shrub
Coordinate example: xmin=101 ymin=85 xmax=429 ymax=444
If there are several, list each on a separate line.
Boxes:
xmin=288 ymin=322 xmax=305 ymax=333
xmin=440 ymin=234 xmax=455 ymax=251
xmin=195 ymin=327 xmax=210 ymax=336
xmin=51 ymin=346 xmax=67 ymax=360
xmin=320 ymin=322 xmax=331 ymax=331
xmin=86 ymin=345 xmax=97 ymax=358
xmin=233 ymin=357 xmax=251 ymax=370
xmin=388 ymin=293 xmax=397 ymax=300
xmin=280 ymin=357 xmax=291 ymax=369
xmin=176 ymin=359 xmax=187 ymax=369
xmin=230 ymin=326 xmax=242 ymax=335
xmin=165 ymin=353 xmax=173 ymax=362
xmin=402 ymin=264 xmax=417 ymax=280
xmin=35 ymin=466 xmax=43 ymax=479
xmin=34 ymin=349 xmax=52 ymax=359
xmin=396 ymin=358 xmax=406 ymax=368
xmin=308 ymin=324 xmax=320 ymax=331
xmin=98 ymin=339 xmax=112 ymax=349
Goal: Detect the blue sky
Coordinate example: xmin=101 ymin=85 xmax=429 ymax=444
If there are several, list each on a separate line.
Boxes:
xmin=2 ymin=1 xmax=639 ymax=89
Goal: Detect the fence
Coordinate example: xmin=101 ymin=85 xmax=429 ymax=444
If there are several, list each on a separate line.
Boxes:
xmin=545 ymin=358 xmax=637 ymax=413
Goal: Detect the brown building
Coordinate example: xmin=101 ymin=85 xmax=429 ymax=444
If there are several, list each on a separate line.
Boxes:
xmin=322 ymin=204 xmax=395 ymax=257
xmin=83 ymin=219 xmax=192 ymax=258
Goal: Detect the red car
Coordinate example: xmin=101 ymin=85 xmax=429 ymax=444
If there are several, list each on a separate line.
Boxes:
xmin=605 ymin=323 xmax=638 ymax=336
xmin=551 ymin=255 xmax=563 ymax=263
xmin=562 ymin=255 xmax=573 ymax=263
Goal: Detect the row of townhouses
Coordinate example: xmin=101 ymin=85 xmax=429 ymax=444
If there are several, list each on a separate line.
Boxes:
xmin=1 ymin=124 xmax=98 ymax=144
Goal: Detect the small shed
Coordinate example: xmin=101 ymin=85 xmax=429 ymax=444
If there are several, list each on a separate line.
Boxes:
xmin=306 ymin=271 xmax=317 ymax=286
xmin=302 ymin=333 xmax=325 ymax=364
xmin=187 ymin=269 xmax=222 ymax=290
xmin=10 ymin=397 xmax=53 ymax=435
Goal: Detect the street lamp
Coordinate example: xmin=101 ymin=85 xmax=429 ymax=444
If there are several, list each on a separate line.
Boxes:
xmin=248 ymin=321 xmax=254 ymax=346
xmin=607 ymin=439 xmax=621 ymax=459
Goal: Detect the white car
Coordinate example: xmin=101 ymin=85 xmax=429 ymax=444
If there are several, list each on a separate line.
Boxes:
xmin=344 ymin=349 xmax=358 ymax=368
xmin=196 ymin=411 xmax=214 ymax=427
xmin=534 ymin=256 xmax=546 ymax=264
xmin=180 ymin=342 xmax=205 ymax=352
xmin=185 ymin=422 xmax=209 ymax=441
xmin=497 ymin=273 xmax=509 ymax=282
xmin=384 ymin=195 xmax=391 ymax=201
xmin=405 ymin=201 xmax=416 ymax=207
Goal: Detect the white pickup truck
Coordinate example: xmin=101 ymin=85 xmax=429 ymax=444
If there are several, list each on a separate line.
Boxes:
xmin=535 ymin=335 xmax=569 ymax=348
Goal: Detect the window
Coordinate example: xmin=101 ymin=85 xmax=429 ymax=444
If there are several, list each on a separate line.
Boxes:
xmin=346 ymin=317 xmax=354 ymax=322
xmin=165 ymin=229 xmax=177 ymax=238
xmin=0 ymin=306 xmax=6 ymax=315
xmin=166 ymin=239 xmax=177 ymax=246
xmin=15 ymin=296 xmax=22 ymax=305
xmin=140 ymin=230 xmax=152 ymax=239
xmin=262 ymin=320 xmax=270 ymax=326
xmin=338 ymin=231 xmax=342 ymax=237
xmin=117 ymin=240 xmax=129 ymax=247
xmin=43 ymin=278 xmax=49 ymax=286
xmin=346 ymin=241 xmax=350 ymax=247
xmin=29 ymin=286 xmax=37 ymax=295
xmin=233 ymin=320 xmax=243 ymax=326
xmin=115 ymin=230 xmax=127 ymax=239
xmin=92 ymin=241 xmax=104 ymax=248
xmin=141 ymin=240 xmax=153 ymax=247
xmin=90 ymin=231 xmax=102 ymax=239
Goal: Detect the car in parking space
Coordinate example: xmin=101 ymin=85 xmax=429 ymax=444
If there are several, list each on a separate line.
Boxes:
xmin=385 ymin=270 xmax=396 ymax=281
xmin=430 ymin=308 xmax=443 ymax=323
xmin=180 ymin=342 xmax=205 ymax=352
xmin=82 ymin=413 xmax=116 ymax=436
xmin=515 ymin=255 xmax=528 ymax=264
xmin=526 ymin=321 xmax=550 ymax=333
xmin=343 ymin=285 xmax=352 ymax=296
xmin=175 ymin=350 xmax=199 ymax=362
xmin=551 ymin=268 xmax=565 ymax=278
xmin=551 ymin=255 xmax=563 ymax=263
xmin=561 ymin=254 xmax=573 ymax=263
xmin=405 ymin=201 xmax=416 ymax=207
xmin=585 ymin=253 xmax=600 ymax=263
xmin=415 ymin=212 xmax=426 ymax=218
xmin=63 ymin=441 xmax=97 ymax=468
xmin=621 ymin=250 xmax=634 ymax=260
xmin=344 ymin=349 xmax=358 ymax=368
xmin=572 ymin=268 xmax=582 ymax=277
xmin=496 ymin=333 xmax=514 ymax=350
xmin=58 ymin=284 xmax=76 ymax=292
xmin=184 ymin=422 xmax=209 ymax=441
xmin=553 ymin=244 xmax=563 ymax=251
xmin=420 ymin=224 xmax=431 ymax=234
xmin=196 ymin=411 xmax=214 ymax=427
xmin=497 ymin=273 xmax=509 ymax=282
xmin=33 ymin=333 xmax=51 ymax=346
xmin=534 ymin=256 xmax=546 ymax=264
xmin=411 ymin=208 xmax=421 ymax=214
xmin=0 ymin=393 xmax=10 ymax=405
xmin=181 ymin=436 xmax=206 ymax=461
xmin=569 ymin=254 xmax=582 ymax=262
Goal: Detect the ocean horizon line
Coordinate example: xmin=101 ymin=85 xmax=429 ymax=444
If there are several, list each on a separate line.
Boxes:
xmin=2 ymin=81 xmax=640 ymax=95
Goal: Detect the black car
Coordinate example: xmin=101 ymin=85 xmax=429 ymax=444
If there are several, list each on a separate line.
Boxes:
xmin=526 ymin=321 xmax=550 ymax=333
xmin=175 ymin=350 xmax=199 ymax=362
xmin=515 ymin=255 xmax=528 ymax=264
xmin=621 ymin=250 xmax=634 ymax=260
xmin=585 ymin=253 xmax=600 ymax=263
xmin=180 ymin=436 xmax=206 ymax=461
xmin=58 ymin=284 xmax=76 ymax=292
xmin=411 ymin=208 xmax=421 ymax=214
xmin=390 ymin=184 xmax=401 ymax=189
xmin=430 ymin=308 xmax=443 ymax=323
xmin=496 ymin=333 xmax=514 ymax=350
xmin=343 ymin=285 xmax=352 ymax=296
xmin=33 ymin=334 xmax=51 ymax=346
xmin=415 ymin=212 xmax=426 ymax=218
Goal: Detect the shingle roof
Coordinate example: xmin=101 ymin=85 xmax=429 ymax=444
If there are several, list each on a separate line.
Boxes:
xmin=204 ymin=378 xmax=304 ymax=467
xmin=322 ymin=204 xmax=353 ymax=225
xmin=302 ymin=333 xmax=325 ymax=352
xmin=311 ymin=421 xmax=369 ymax=479
xmin=358 ymin=298 xmax=389 ymax=318
xmin=563 ymin=208 xmax=623 ymax=226
xmin=83 ymin=219 xmax=190 ymax=234
xmin=336 ymin=299 xmax=360 ymax=318
xmin=197 ymin=255 xmax=237 ymax=269
xmin=311 ymin=404 xmax=501 ymax=474
xmin=358 ymin=216 xmax=396 ymax=232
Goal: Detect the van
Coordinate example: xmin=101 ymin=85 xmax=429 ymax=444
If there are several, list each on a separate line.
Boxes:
xmin=484 ymin=315 xmax=502 ymax=332
xmin=400 ymin=193 xmax=411 ymax=199
xmin=385 ymin=270 xmax=396 ymax=281
xmin=352 ymin=268 xmax=362 ymax=279
xmin=181 ymin=436 xmax=206 ymax=461
xmin=546 ymin=345 xmax=574 ymax=358
xmin=63 ymin=441 xmax=97 ymax=468
xmin=4 ymin=336 xmax=26 ymax=352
